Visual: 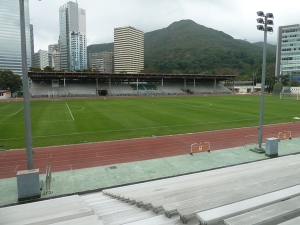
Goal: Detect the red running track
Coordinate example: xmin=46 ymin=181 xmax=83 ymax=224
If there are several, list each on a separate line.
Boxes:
xmin=0 ymin=123 xmax=299 ymax=179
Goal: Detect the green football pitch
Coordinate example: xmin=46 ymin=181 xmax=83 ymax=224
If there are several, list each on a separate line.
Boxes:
xmin=0 ymin=95 xmax=299 ymax=150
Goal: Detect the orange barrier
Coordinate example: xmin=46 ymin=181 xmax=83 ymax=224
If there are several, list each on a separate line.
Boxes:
xmin=191 ymin=142 xmax=210 ymax=154
xmin=278 ymin=131 xmax=292 ymax=140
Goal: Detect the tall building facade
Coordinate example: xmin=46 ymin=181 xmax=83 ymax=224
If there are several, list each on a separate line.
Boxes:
xmin=32 ymin=50 xmax=49 ymax=70
xmin=48 ymin=44 xmax=60 ymax=70
xmin=70 ymin=31 xmax=87 ymax=70
xmin=114 ymin=26 xmax=144 ymax=73
xmin=0 ymin=0 xmax=31 ymax=75
xmin=59 ymin=1 xmax=87 ymax=71
xmin=89 ymin=52 xmax=114 ymax=72
xmin=275 ymin=24 xmax=300 ymax=79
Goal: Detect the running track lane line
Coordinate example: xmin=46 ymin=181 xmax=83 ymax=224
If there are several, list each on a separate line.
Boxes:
xmin=65 ymin=102 xmax=74 ymax=121
xmin=14 ymin=166 xmax=19 ymax=172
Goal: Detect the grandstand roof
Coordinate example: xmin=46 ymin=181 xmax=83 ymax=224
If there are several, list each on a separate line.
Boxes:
xmin=28 ymin=71 xmax=236 ymax=82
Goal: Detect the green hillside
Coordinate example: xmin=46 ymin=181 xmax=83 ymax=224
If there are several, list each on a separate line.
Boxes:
xmin=87 ymin=19 xmax=276 ymax=79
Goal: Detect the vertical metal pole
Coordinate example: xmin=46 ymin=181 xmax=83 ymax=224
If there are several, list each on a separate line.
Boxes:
xmin=20 ymin=0 xmax=34 ymax=169
xmin=258 ymin=18 xmax=267 ymax=149
xmin=137 ymin=78 xmax=139 ymax=91
xmin=214 ymin=78 xmax=216 ymax=93
xmin=109 ymin=77 xmax=111 ymax=93
xmin=252 ymin=73 xmax=255 ymax=94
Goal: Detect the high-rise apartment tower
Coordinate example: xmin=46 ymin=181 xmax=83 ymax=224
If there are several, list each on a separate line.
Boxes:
xmin=114 ymin=26 xmax=144 ymax=73
xmin=59 ymin=1 xmax=87 ymax=71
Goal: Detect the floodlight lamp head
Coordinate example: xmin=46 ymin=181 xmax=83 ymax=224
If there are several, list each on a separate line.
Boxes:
xmin=266 ymin=20 xmax=274 ymax=25
xmin=266 ymin=13 xmax=274 ymax=19
xmin=257 ymin=25 xmax=264 ymax=31
xmin=257 ymin=11 xmax=265 ymax=17
xmin=257 ymin=18 xmax=264 ymax=24
xmin=267 ymin=27 xmax=273 ymax=32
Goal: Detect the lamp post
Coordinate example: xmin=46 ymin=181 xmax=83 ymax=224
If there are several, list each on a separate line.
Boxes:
xmin=252 ymin=73 xmax=256 ymax=94
xmin=19 ymin=0 xmax=34 ymax=169
xmin=256 ymin=11 xmax=274 ymax=149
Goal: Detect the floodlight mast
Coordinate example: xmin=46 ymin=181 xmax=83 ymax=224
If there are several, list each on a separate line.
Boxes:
xmin=256 ymin=11 xmax=274 ymax=149
xmin=20 ymin=0 xmax=34 ymax=169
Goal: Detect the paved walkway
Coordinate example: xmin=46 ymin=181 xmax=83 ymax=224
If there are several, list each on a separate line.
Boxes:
xmin=1 ymin=138 xmax=300 ymax=207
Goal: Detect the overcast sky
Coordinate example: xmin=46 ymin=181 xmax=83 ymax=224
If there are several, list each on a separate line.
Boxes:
xmin=29 ymin=0 xmax=300 ymax=51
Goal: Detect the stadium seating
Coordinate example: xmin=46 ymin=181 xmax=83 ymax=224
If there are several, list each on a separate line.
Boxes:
xmin=30 ymin=81 xmax=231 ymax=97
xmin=2 ymin=155 xmax=300 ymax=224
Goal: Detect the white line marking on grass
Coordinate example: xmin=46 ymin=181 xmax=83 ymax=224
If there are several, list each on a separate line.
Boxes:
xmin=12 ymin=107 xmax=24 ymax=116
xmin=65 ymin=102 xmax=74 ymax=121
xmin=0 ymin=107 xmax=24 ymax=116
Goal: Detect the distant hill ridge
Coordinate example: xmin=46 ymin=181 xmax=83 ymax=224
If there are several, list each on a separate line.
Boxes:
xmin=87 ymin=19 xmax=276 ymax=78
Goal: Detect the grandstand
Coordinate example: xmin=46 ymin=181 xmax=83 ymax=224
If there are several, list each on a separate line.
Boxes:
xmin=29 ymin=71 xmax=235 ymax=97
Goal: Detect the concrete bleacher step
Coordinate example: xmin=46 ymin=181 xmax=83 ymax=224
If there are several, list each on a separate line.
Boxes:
xmin=124 ymin=214 xmax=200 ymax=225
xmin=81 ymin=193 xmax=117 ymax=206
xmin=51 ymin=215 xmax=103 ymax=225
xmin=101 ymin=208 xmax=162 ymax=225
xmin=176 ymin=176 xmax=300 ymax=223
xmin=197 ymin=186 xmax=300 ymax=225
xmin=0 ymin=195 xmax=94 ymax=225
xmin=222 ymin=195 xmax=300 ymax=225
xmin=279 ymin=216 xmax=300 ymax=225
xmin=103 ymin=155 xmax=300 ymax=200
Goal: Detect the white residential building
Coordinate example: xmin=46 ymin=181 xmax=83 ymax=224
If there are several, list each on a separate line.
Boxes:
xmin=32 ymin=50 xmax=49 ymax=70
xmin=70 ymin=31 xmax=87 ymax=71
xmin=114 ymin=26 xmax=144 ymax=73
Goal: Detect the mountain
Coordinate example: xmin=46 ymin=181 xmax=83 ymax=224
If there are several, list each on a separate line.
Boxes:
xmin=87 ymin=20 xmax=276 ymax=78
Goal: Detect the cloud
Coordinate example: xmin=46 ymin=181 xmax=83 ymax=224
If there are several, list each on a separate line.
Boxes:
xmin=29 ymin=0 xmax=299 ymax=51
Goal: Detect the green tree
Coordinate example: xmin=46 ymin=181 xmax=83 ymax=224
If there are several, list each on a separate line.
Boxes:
xmin=29 ymin=67 xmax=41 ymax=71
xmin=0 ymin=70 xmax=22 ymax=97
xmin=43 ymin=66 xmax=55 ymax=72
xmin=290 ymin=80 xmax=300 ymax=87
xmin=272 ymin=82 xmax=283 ymax=95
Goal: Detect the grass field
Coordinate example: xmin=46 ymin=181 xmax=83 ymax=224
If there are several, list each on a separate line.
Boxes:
xmin=0 ymin=95 xmax=299 ymax=150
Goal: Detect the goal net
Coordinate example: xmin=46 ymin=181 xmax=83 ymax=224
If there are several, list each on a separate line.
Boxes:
xmin=280 ymin=93 xmax=299 ymax=100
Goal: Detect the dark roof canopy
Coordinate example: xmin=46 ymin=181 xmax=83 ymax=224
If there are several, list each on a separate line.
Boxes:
xmin=28 ymin=71 xmax=236 ymax=82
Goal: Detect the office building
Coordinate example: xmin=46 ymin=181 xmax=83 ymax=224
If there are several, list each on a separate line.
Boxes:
xmin=275 ymin=24 xmax=300 ymax=80
xmin=0 ymin=0 xmax=31 ymax=75
xmin=114 ymin=26 xmax=144 ymax=73
xmin=89 ymin=52 xmax=114 ymax=72
xmin=32 ymin=50 xmax=49 ymax=70
xmin=78 ymin=8 xmax=86 ymax=34
xmin=70 ymin=31 xmax=87 ymax=70
xmin=59 ymin=1 xmax=87 ymax=71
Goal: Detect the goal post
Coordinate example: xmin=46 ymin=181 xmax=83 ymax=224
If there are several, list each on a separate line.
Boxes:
xmin=280 ymin=93 xmax=299 ymax=100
